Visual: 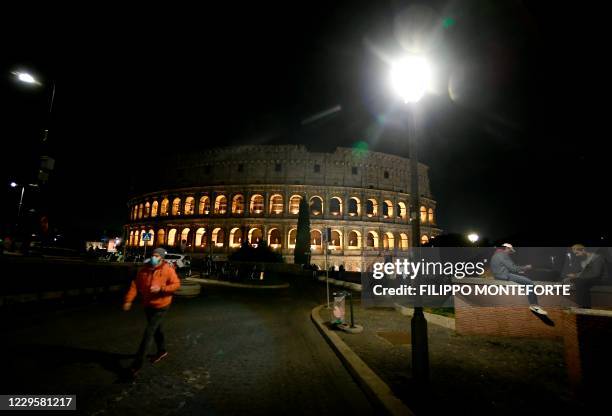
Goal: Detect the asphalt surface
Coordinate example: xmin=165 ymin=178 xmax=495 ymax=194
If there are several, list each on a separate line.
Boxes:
xmin=0 ymin=278 xmax=374 ymax=416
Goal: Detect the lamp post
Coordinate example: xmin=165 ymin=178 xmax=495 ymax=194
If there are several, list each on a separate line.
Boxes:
xmin=390 ymin=54 xmax=431 ymax=382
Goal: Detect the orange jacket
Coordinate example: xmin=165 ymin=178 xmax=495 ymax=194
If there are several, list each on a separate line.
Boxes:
xmin=124 ymin=261 xmax=181 ymax=308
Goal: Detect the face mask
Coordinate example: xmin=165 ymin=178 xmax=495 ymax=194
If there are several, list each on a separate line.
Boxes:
xmin=151 ymin=256 xmax=161 ymax=266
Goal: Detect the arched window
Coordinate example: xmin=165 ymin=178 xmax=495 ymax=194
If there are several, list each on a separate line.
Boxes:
xmin=214 ymin=195 xmax=227 ymax=214
xmin=329 ymin=197 xmax=342 ymax=216
xmin=289 ymin=195 xmax=302 ymax=215
xmin=229 ymin=227 xmax=243 ymax=247
xmin=129 ymin=230 xmax=134 ymax=246
xmin=180 ymin=228 xmax=191 ymax=247
xmin=248 ymin=228 xmax=263 ymax=244
xmin=348 ymin=197 xmax=360 ymax=216
xmin=138 ymin=204 xmax=144 ymax=219
xmin=133 ymin=230 xmax=141 ymax=246
xmin=383 ymin=232 xmax=395 ymax=250
xmin=366 ymin=231 xmax=379 ymax=248
xmin=160 ymin=198 xmax=169 ymax=216
xmin=383 ymin=200 xmax=394 ymax=218
xmin=156 ymin=229 xmax=165 ymax=245
xmin=199 ymin=196 xmax=210 ymax=215
xmin=232 ymin=194 xmax=245 ymax=215
xmin=366 ymin=199 xmax=378 ymax=217
xmin=167 ymin=228 xmax=177 ymax=246
xmin=428 ymin=208 xmax=434 ymax=224
xmin=330 ymin=230 xmax=342 ymax=248
xmin=310 ymin=196 xmax=323 ymax=216
xmin=270 ymin=194 xmax=283 ymax=214
xmin=151 ymin=201 xmax=159 ymax=217
xmin=212 ymin=228 xmax=225 ymax=246
xmin=171 ymin=198 xmax=181 ymax=216
xmin=420 ymin=206 xmax=427 ymax=224
xmin=195 ymin=228 xmax=206 ymax=247
xmin=397 ymin=202 xmax=407 ymax=219
xmin=268 ymin=228 xmax=282 ymax=248
xmin=184 ymin=197 xmax=195 ymax=215
xmin=421 ymin=235 xmax=429 ymax=245
xmin=400 ymin=233 xmax=409 ymax=250
xmin=288 ymin=228 xmax=297 ymax=248
xmin=310 ymin=229 xmax=322 ymax=250
xmin=144 ymin=202 xmax=150 ymax=218
xmin=250 ymin=194 xmax=264 ymax=214
xmin=348 ymin=230 xmax=361 ymax=249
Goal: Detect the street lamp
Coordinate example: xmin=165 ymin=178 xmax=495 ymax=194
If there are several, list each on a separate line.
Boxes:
xmin=467 ymin=233 xmax=480 ymax=244
xmin=390 ymin=53 xmax=432 ymax=382
xmin=12 ymin=70 xmax=56 ymax=143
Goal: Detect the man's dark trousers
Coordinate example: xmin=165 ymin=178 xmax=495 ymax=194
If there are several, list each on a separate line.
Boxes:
xmin=134 ymin=306 xmax=169 ymax=368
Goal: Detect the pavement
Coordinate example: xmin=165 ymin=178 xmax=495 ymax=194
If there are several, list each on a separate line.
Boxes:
xmin=0 ymin=279 xmax=375 ymax=416
xmin=334 ymin=301 xmax=586 ymax=416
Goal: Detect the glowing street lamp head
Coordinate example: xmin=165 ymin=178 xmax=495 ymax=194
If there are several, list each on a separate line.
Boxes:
xmin=10 ymin=182 xmax=18 ymax=188
xmin=12 ymin=71 xmax=41 ymax=85
xmin=390 ymin=56 xmax=431 ymax=103
xmin=467 ymin=233 xmax=479 ymax=243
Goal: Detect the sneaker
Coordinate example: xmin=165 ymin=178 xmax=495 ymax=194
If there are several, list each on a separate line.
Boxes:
xmin=529 ymin=305 xmax=548 ymax=315
xmin=150 ymin=351 xmax=168 ymax=364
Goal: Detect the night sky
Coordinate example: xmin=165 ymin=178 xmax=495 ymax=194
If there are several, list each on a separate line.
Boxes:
xmin=0 ymin=1 xmax=607 ymax=245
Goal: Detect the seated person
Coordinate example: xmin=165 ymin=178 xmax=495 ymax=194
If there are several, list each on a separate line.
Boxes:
xmin=564 ymin=244 xmax=609 ymax=308
xmin=491 ymin=243 xmax=547 ymax=315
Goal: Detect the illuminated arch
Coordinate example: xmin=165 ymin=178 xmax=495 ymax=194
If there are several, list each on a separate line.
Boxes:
xmin=212 ymin=228 xmax=225 ymax=246
xmin=397 ymin=202 xmax=407 ymax=219
xmin=229 ymin=227 xmax=243 ymax=248
xmin=288 ymin=228 xmax=297 ymax=248
xmin=310 ymin=196 xmax=323 ymax=216
xmin=366 ymin=199 xmax=378 ymax=217
xmin=348 ymin=230 xmax=361 ymax=249
xmin=383 ymin=200 xmax=394 ymax=218
xmin=171 ymin=198 xmax=181 ymax=216
xmin=289 ymin=195 xmax=302 ymax=215
xmin=329 ymin=230 xmax=342 ymax=248
xmin=195 ymin=227 xmax=206 ymax=248
xmin=383 ymin=232 xmax=395 ymax=250
xmin=420 ymin=206 xmax=427 ymax=223
xmin=199 ymin=196 xmax=210 ymax=215
xmin=428 ymin=208 xmax=434 ymax=224
xmin=366 ymin=231 xmax=379 ymax=248
xmin=268 ymin=228 xmax=282 ymax=248
xmin=156 ymin=229 xmax=165 ymax=245
xmin=270 ymin=194 xmax=284 ymax=215
xmin=214 ymin=195 xmax=227 ymax=214
xmin=329 ymin=197 xmax=342 ymax=216
xmin=138 ymin=203 xmax=144 ymax=219
xmin=250 ymin=194 xmax=264 ymax=214
xmin=151 ymin=200 xmax=159 ymax=217
xmin=232 ymin=194 xmax=245 ymax=215
xmin=144 ymin=202 xmax=151 ymax=218
xmin=167 ymin=228 xmax=177 ymax=246
xmin=310 ymin=229 xmax=322 ymax=250
xmin=184 ymin=197 xmax=195 ymax=215
xmin=400 ymin=233 xmax=409 ymax=250
xmin=160 ymin=198 xmax=169 ymax=216
xmin=248 ymin=227 xmax=263 ymax=244
xmin=421 ymin=234 xmax=429 ymax=245
xmin=348 ymin=197 xmax=360 ymax=216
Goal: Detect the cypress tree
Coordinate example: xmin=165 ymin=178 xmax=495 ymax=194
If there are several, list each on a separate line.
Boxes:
xmin=294 ymin=198 xmax=311 ymax=265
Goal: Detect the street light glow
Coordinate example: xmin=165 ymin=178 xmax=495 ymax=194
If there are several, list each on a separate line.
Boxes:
xmin=11 ymin=71 xmax=41 ymax=85
xmin=10 ymin=182 xmax=18 ymax=188
xmin=467 ymin=233 xmax=479 ymax=243
xmin=390 ymin=55 xmax=431 ymax=103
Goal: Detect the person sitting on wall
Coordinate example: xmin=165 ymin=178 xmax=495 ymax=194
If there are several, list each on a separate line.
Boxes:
xmin=490 ymin=243 xmax=548 ymax=316
xmin=563 ymin=244 xmax=609 ymax=308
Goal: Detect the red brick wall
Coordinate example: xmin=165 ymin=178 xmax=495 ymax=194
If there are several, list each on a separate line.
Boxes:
xmin=455 ymin=296 xmax=564 ymax=339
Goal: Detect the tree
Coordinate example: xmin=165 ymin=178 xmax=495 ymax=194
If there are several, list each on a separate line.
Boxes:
xmin=294 ymin=197 xmax=311 ymax=265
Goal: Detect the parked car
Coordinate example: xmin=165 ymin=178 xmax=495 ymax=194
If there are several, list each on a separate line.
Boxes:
xmin=164 ymin=253 xmax=192 ymax=276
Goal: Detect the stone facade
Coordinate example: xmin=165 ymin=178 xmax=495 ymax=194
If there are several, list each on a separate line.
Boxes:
xmin=126 ymin=145 xmax=441 ymax=271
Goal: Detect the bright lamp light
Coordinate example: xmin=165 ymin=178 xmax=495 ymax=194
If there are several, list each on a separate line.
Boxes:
xmin=390 ymin=56 xmax=431 ymax=103
xmin=467 ymin=233 xmax=479 ymax=243
xmin=12 ymin=71 xmax=41 ymax=85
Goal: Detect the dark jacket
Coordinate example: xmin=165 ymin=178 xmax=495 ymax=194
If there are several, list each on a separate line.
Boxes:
xmin=578 ymin=253 xmax=608 ymax=283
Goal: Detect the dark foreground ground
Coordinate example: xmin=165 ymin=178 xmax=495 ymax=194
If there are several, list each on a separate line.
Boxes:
xmin=0 ymin=278 xmax=374 ymax=416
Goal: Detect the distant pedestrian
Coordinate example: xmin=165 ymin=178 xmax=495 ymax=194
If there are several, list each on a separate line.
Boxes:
xmin=123 ymin=247 xmax=181 ymax=376
xmin=490 ymin=243 xmax=548 ymax=316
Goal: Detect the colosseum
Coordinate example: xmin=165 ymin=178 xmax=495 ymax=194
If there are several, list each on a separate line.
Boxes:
xmin=125 ymin=145 xmax=441 ymax=272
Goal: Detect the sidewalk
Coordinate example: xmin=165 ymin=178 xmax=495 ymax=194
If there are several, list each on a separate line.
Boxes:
xmin=329 ymin=301 xmax=584 ymax=415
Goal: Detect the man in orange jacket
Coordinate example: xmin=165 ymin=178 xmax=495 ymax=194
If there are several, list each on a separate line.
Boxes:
xmin=123 ymin=247 xmax=181 ymax=374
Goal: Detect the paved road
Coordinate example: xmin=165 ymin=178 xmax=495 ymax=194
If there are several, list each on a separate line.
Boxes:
xmin=0 ymin=278 xmax=374 ymax=415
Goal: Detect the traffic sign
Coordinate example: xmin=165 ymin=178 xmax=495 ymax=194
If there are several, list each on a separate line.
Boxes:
xmin=142 ymin=232 xmax=152 ymax=241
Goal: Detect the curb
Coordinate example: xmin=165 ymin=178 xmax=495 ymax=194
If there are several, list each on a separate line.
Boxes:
xmin=393 ymin=304 xmax=456 ymax=331
xmin=311 ymin=305 xmax=414 ymax=416
xmin=317 ymin=276 xmax=362 ymax=292
xmin=186 ymin=277 xmax=289 ymax=290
